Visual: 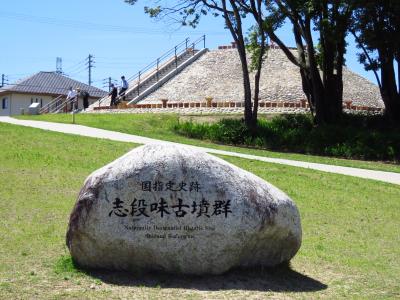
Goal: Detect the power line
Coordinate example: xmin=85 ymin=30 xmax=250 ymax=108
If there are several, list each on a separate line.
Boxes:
xmin=96 ymin=56 xmax=154 ymax=62
xmin=96 ymin=65 xmax=139 ymax=70
xmin=64 ymin=66 xmax=88 ymax=77
xmin=96 ymin=61 xmax=145 ymax=65
xmin=64 ymin=66 xmax=87 ymax=76
xmin=63 ymin=58 xmax=88 ymax=73
xmin=63 ymin=54 xmax=97 ymax=86
xmin=0 ymin=10 xmax=227 ymax=36
xmin=102 ymin=77 xmax=118 ymax=92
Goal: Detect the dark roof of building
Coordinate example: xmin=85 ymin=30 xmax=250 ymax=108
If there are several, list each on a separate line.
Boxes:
xmin=0 ymin=71 xmax=107 ymax=98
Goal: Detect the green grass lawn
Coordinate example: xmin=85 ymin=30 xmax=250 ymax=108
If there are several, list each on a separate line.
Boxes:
xmin=16 ymin=113 xmax=400 ymax=173
xmin=1 ymin=122 xmax=399 ymax=299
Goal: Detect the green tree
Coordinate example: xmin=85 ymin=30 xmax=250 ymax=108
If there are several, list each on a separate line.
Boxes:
xmin=352 ymin=0 xmax=400 ymax=122
xmin=258 ymin=0 xmax=353 ymax=124
xmin=124 ymin=0 xmax=268 ymax=129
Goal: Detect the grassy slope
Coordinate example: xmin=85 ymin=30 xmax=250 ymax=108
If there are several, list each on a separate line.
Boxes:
xmin=16 ymin=113 xmax=400 ymax=173
xmin=0 ymin=123 xmax=136 ymax=299
xmin=0 ymin=122 xmax=399 ymax=299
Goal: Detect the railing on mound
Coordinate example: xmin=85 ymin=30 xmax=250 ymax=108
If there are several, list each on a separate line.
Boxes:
xmin=127 ymin=35 xmax=206 ymax=97
xmin=96 ymin=35 xmax=206 ymax=107
xmin=92 ymin=99 xmax=384 ymax=113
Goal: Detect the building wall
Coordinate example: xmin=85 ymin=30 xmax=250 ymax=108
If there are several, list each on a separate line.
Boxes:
xmin=0 ymin=94 xmax=12 ymax=116
xmin=8 ymin=93 xmax=53 ymax=115
xmin=0 ymin=93 xmax=100 ymax=115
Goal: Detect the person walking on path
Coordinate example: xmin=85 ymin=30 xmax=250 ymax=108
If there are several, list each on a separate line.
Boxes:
xmin=119 ymin=76 xmax=128 ymax=100
xmin=109 ymin=84 xmax=118 ymax=107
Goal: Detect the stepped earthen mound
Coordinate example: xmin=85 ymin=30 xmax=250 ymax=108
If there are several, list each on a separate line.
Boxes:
xmin=140 ymin=48 xmax=383 ymax=109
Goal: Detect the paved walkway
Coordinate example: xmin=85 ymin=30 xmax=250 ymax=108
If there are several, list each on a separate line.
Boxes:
xmin=1 ymin=116 xmax=399 ymax=185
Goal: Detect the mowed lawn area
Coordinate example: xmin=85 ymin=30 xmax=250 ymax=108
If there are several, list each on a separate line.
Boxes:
xmin=1 ymin=122 xmax=399 ymax=299
xmin=17 ymin=113 xmax=400 ymax=173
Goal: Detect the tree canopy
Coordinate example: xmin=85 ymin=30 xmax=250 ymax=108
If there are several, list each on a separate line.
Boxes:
xmin=125 ymin=0 xmax=400 ymax=124
xmin=352 ymin=0 xmax=400 ymax=121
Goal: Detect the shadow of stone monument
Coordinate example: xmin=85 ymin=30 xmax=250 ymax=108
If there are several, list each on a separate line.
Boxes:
xmin=85 ymin=263 xmax=327 ymax=293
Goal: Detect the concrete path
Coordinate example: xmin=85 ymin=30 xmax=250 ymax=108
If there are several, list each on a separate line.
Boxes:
xmin=1 ymin=116 xmax=399 ymax=185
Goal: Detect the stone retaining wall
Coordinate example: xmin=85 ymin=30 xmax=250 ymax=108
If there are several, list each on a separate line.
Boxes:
xmin=93 ymin=99 xmax=383 ymax=113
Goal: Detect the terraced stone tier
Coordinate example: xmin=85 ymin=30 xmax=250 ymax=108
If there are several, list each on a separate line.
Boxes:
xmin=140 ymin=48 xmax=384 ymax=109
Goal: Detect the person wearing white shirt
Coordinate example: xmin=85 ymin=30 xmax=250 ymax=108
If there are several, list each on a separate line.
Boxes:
xmin=66 ymin=87 xmax=78 ymax=111
xmin=119 ymin=76 xmax=128 ymax=100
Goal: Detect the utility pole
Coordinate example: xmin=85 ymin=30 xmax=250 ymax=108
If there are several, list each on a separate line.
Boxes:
xmin=102 ymin=77 xmax=117 ymax=92
xmin=87 ymin=54 xmax=95 ymax=86
xmin=1 ymin=74 xmax=8 ymax=88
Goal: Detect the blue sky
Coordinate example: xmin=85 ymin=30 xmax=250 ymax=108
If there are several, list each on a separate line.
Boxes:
xmin=1 ymin=0 xmax=378 ymax=90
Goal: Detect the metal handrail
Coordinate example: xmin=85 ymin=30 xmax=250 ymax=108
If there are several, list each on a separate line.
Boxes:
xmin=132 ymin=37 xmax=206 ymax=96
xmin=127 ymin=38 xmax=190 ymax=82
xmin=130 ymin=36 xmax=205 ymax=83
xmin=97 ymin=35 xmax=206 ymax=107
xmin=52 ymin=97 xmax=77 ymax=114
xmin=133 ymin=50 xmax=194 ymax=96
xmin=39 ymin=94 xmax=64 ymax=114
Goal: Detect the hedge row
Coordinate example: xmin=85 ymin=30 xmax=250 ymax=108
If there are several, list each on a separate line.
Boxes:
xmin=173 ymin=114 xmax=400 ymax=162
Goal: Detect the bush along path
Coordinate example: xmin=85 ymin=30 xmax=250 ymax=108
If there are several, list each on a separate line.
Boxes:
xmin=174 ymin=114 xmax=400 ymax=162
xmin=1 ymin=116 xmax=399 ymax=185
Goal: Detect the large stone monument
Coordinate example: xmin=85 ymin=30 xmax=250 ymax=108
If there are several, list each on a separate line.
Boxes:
xmin=66 ymin=144 xmax=302 ymax=275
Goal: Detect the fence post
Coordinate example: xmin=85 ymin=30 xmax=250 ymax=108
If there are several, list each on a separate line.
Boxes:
xmin=175 ymin=46 xmax=178 ymax=68
xmin=72 ymin=99 xmax=76 ymax=124
xmin=203 ymin=35 xmax=206 ymax=48
xmin=157 ymin=58 xmax=160 ymax=81
xmin=137 ymin=71 xmax=141 ymax=96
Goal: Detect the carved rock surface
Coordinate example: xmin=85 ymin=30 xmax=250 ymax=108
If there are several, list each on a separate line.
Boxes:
xmin=66 ymin=144 xmax=302 ymax=275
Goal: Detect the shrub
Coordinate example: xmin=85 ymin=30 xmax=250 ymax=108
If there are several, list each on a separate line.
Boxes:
xmin=172 ymin=114 xmax=400 ymax=162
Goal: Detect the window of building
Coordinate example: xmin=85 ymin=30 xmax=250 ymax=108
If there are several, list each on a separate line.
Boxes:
xmin=2 ymin=97 xmax=8 ymax=109
xmin=40 ymin=98 xmax=43 ymax=107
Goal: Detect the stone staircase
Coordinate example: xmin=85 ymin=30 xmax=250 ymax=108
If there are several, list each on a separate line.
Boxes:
xmin=90 ymin=36 xmax=207 ymax=109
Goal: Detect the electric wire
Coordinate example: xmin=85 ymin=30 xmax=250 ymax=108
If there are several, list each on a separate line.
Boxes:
xmin=0 ymin=11 xmax=226 ymax=36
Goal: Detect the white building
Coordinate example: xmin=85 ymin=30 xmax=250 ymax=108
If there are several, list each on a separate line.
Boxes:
xmin=0 ymin=72 xmax=107 ymax=116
